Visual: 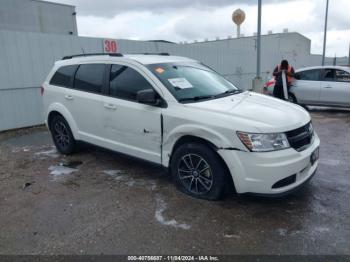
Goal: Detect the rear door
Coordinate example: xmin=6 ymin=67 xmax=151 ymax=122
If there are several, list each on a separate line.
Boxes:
xmin=101 ymin=63 xmax=163 ymax=164
xmin=292 ymin=69 xmax=321 ymax=104
xmin=320 ymin=68 xmax=350 ymax=106
xmin=66 ymin=63 xmax=107 ymax=144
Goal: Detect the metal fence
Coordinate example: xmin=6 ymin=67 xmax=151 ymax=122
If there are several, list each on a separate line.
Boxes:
xmin=0 ymin=30 xmax=347 ymax=131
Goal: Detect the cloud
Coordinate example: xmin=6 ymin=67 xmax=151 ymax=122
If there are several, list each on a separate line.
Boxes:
xmin=52 ymin=0 xmax=350 ymax=56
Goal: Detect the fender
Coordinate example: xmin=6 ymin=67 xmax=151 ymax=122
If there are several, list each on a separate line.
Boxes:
xmin=162 ymin=123 xmax=233 ymax=167
xmin=47 ymin=103 xmax=80 ymax=140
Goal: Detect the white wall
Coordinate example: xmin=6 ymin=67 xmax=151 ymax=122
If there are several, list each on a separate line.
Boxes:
xmin=0 ymin=30 xmax=101 ymax=131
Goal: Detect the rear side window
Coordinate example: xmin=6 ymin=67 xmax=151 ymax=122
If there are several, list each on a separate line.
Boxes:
xmin=74 ymin=64 xmax=105 ymax=93
xmin=296 ymin=69 xmax=320 ymax=81
xmin=50 ymin=65 xmax=77 ymax=87
xmin=335 ymin=70 xmax=350 ymax=82
xmin=109 ymin=64 xmax=154 ymax=101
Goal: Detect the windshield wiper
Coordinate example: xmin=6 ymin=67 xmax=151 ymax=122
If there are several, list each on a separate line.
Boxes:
xmin=178 ymin=95 xmax=214 ymax=102
xmin=214 ymin=89 xmax=243 ymax=98
xmin=178 ymin=90 xmax=243 ymax=102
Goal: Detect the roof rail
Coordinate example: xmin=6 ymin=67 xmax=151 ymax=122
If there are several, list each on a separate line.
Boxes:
xmin=130 ymin=52 xmax=170 ymax=56
xmin=62 ymin=53 xmax=123 ymax=60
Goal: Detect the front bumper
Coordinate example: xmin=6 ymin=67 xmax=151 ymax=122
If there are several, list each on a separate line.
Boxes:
xmin=218 ymin=133 xmax=320 ymax=195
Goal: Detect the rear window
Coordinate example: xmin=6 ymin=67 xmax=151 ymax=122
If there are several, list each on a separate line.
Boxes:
xmin=74 ymin=64 xmax=105 ymax=93
xmin=50 ymin=65 xmax=77 ymax=87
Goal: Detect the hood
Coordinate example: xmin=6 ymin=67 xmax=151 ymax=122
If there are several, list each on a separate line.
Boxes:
xmin=185 ymin=91 xmax=310 ymax=133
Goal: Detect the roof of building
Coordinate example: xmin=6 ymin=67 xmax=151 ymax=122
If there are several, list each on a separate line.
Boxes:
xmin=32 ymin=0 xmax=75 ymax=8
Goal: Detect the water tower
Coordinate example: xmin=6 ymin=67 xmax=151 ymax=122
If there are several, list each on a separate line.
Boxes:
xmin=232 ymin=9 xmax=246 ymax=38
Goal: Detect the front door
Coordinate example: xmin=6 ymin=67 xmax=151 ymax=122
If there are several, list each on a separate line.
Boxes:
xmin=101 ymin=64 xmax=163 ymax=164
xmin=292 ymin=69 xmax=321 ymax=104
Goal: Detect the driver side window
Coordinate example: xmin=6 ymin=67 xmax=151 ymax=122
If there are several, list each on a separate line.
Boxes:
xmin=109 ymin=64 xmax=154 ymax=101
xmin=323 ymin=69 xmax=335 ymax=81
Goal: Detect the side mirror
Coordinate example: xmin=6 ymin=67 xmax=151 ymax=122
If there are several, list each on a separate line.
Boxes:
xmin=137 ymin=89 xmax=159 ymax=106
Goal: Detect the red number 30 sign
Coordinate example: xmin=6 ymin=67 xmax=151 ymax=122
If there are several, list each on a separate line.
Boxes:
xmin=104 ymin=39 xmax=118 ymax=53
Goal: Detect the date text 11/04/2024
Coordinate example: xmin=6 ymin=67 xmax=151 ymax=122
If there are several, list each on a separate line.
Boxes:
xmin=127 ymin=256 xmax=219 ymax=261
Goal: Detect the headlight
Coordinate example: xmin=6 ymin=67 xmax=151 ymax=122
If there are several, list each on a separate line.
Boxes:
xmin=237 ymin=132 xmax=290 ymax=152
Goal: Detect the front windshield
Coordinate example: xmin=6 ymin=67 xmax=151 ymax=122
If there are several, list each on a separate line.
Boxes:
xmin=147 ymin=62 xmax=241 ymax=103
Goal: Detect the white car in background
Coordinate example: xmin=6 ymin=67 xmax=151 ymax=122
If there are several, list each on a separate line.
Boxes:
xmin=43 ymin=53 xmax=320 ymax=200
xmin=263 ymin=65 xmax=350 ymax=107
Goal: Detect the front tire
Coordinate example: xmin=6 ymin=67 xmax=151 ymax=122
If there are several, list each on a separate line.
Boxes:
xmin=50 ymin=115 xmax=76 ymax=155
xmin=170 ymin=143 xmax=228 ymax=200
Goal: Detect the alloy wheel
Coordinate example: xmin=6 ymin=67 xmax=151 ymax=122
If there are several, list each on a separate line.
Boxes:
xmin=177 ymin=153 xmax=213 ymax=195
xmin=53 ymin=121 xmax=70 ymax=149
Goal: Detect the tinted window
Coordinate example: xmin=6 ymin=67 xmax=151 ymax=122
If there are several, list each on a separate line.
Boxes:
xmin=74 ymin=64 xmax=105 ymax=93
xmin=50 ymin=65 xmax=77 ymax=87
xmin=323 ymin=69 xmax=335 ymax=81
xmin=335 ymin=70 xmax=350 ymax=82
xmin=109 ymin=64 xmax=154 ymax=101
xmin=296 ymin=69 xmax=320 ymax=81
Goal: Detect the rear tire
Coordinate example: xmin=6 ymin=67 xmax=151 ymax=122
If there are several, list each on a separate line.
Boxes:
xmin=170 ymin=143 xmax=228 ymax=200
xmin=50 ymin=115 xmax=76 ymax=155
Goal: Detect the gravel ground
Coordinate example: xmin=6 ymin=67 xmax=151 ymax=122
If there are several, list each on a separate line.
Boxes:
xmin=0 ymin=107 xmax=349 ymax=255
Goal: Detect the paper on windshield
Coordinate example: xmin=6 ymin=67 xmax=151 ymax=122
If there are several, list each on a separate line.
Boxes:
xmin=168 ymin=78 xmax=193 ymax=89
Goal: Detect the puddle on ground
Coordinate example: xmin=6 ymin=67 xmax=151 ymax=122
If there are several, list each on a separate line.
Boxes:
xmin=103 ymin=170 xmax=157 ymax=190
xmin=48 ymin=161 xmax=83 ymax=181
xmin=154 ymin=195 xmax=190 ymax=230
xmin=48 ymin=165 xmax=78 ymax=181
xmin=103 ymin=170 xmax=127 ymax=179
xmin=34 ymin=147 xmax=59 ymax=159
xmin=12 ymin=146 xmax=33 ymax=153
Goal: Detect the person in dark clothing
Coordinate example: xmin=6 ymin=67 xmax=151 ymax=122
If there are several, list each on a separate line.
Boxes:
xmin=272 ymin=60 xmax=295 ymax=100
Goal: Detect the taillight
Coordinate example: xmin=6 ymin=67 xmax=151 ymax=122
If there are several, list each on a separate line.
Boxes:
xmin=40 ymin=86 xmax=44 ymax=96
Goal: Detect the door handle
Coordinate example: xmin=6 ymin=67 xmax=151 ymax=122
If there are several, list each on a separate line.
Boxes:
xmin=324 ymin=86 xmax=332 ymax=88
xmin=104 ymin=103 xmax=117 ymax=110
xmin=65 ymin=95 xmax=74 ymax=100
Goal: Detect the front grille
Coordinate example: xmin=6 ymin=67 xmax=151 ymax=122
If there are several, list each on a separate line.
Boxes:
xmin=285 ymin=122 xmax=314 ymax=151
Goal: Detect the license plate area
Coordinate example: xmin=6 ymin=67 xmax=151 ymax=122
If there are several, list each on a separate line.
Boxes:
xmin=310 ymin=147 xmax=319 ymax=165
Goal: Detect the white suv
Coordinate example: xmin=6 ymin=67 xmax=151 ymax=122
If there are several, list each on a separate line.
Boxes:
xmin=43 ymin=53 xmax=320 ymax=200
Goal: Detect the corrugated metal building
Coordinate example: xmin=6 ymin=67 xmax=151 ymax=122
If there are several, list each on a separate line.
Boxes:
xmin=0 ymin=0 xmax=77 ymax=35
xmin=0 ymin=0 xmax=347 ymax=132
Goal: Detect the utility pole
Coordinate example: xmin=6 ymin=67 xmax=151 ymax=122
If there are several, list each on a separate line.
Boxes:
xmin=252 ymin=0 xmax=262 ymax=92
xmin=257 ymin=0 xmax=262 ymax=78
xmin=322 ymin=0 xmax=329 ymax=66
xmin=348 ymin=42 xmax=350 ymax=65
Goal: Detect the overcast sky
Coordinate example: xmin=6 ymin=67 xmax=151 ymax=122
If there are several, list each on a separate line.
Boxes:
xmin=52 ymin=0 xmax=349 ymax=57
